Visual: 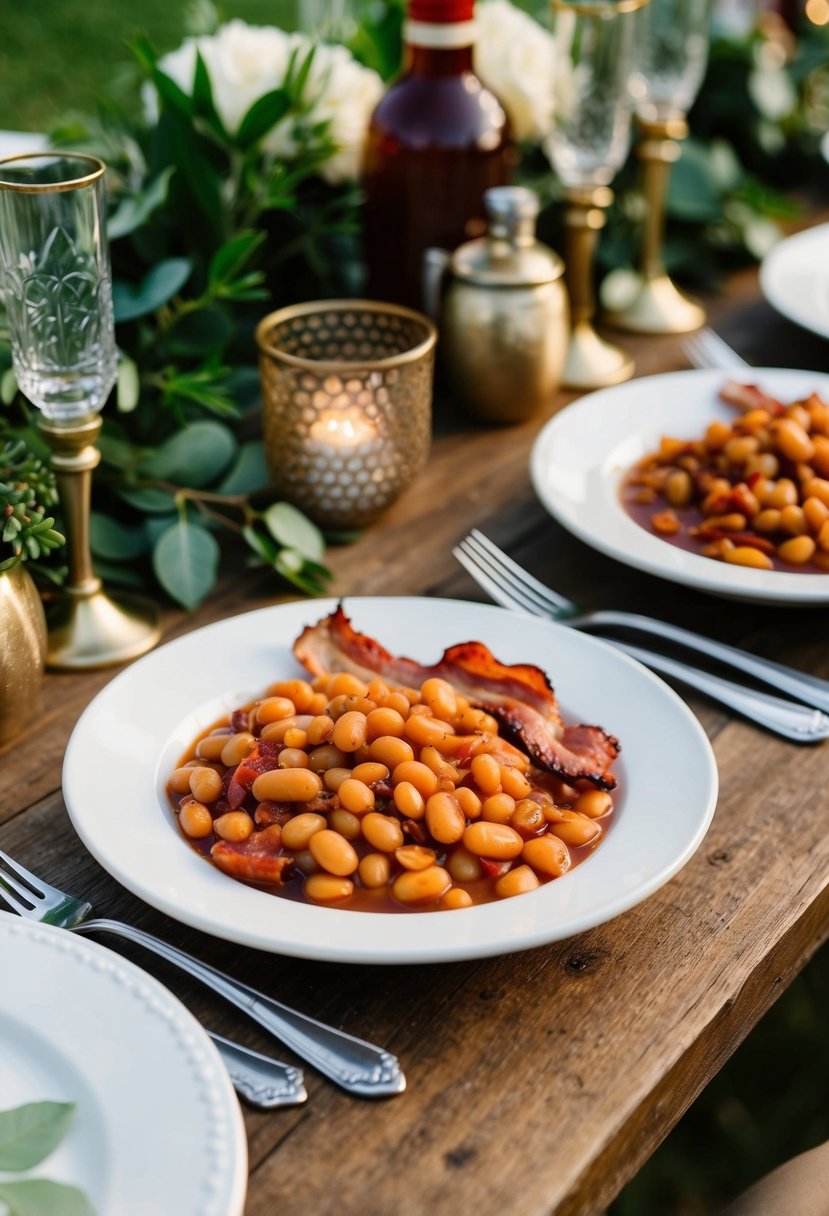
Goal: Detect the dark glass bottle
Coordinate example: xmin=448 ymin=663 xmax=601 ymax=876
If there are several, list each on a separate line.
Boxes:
xmin=363 ymin=0 xmax=512 ymax=310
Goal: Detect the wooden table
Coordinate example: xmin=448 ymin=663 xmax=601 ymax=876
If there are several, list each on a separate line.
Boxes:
xmin=4 ymin=261 xmax=829 ymax=1216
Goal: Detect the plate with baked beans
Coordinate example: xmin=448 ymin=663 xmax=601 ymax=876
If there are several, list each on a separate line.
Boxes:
xmin=62 ymin=597 xmax=717 ymax=964
xmin=531 ymin=367 xmax=829 ymax=605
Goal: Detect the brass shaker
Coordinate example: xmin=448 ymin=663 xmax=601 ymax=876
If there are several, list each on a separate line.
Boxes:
xmin=424 ymin=187 xmax=569 ymax=425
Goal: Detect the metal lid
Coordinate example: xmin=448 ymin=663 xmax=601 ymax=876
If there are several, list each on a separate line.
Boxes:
xmin=450 ymin=187 xmax=564 ymax=288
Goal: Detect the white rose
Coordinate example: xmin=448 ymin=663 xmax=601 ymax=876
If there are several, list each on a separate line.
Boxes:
xmin=299 ymin=43 xmax=384 ymax=183
xmin=475 ymin=0 xmax=556 ymax=144
xmin=145 ymin=21 xmax=382 ymax=183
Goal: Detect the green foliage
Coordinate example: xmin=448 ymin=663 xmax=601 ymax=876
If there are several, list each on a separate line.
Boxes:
xmin=0 ymin=29 xmax=350 ymax=608
xmin=0 ymin=440 xmax=65 ymax=574
xmin=0 ymin=1101 xmax=95 ymax=1216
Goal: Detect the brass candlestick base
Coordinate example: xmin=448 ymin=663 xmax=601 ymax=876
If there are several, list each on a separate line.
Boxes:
xmin=563 ymin=186 xmax=634 ymax=391
xmin=40 ymin=415 xmax=161 ymax=671
xmin=605 ymin=116 xmax=705 ymax=335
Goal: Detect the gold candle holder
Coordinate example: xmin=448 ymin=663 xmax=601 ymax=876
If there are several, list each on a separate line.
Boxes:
xmin=40 ymin=415 xmax=161 ymax=670
xmin=605 ymin=116 xmax=706 ymax=334
xmin=256 ymin=301 xmax=436 ymax=529
xmin=563 ymin=186 xmax=634 ymax=391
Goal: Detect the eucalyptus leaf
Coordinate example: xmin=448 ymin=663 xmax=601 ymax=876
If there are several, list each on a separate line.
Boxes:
xmin=140 ymin=421 xmax=237 ymax=488
xmin=0 ymin=1179 xmax=96 ymax=1216
xmin=118 ymin=486 xmax=177 ymax=514
xmin=89 ymin=512 xmax=150 ymax=561
xmin=666 ymin=149 xmax=722 ymax=223
xmin=263 ymin=502 xmax=325 ymax=562
xmin=216 ymin=442 xmax=270 ymax=495
xmin=92 ymin=558 xmax=148 ymax=591
xmin=0 ymin=1102 xmax=75 ymax=1171
xmin=113 ymin=258 xmax=193 ymax=323
xmin=153 ymin=519 xmax=219 ymax=610
xmin=107 ymin=167 xmax=175 ymax=241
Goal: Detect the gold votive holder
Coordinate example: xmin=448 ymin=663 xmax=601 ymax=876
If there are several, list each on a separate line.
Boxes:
xmin=256 ymin=300 xmax=437 ymax=529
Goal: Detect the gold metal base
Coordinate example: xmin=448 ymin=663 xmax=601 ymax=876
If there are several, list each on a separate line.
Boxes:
xmin=563 ymin=323 xmax=635 ymax=391
xmin=604 ymin=272 xmax=706 ymax=335
xmin=46 ymin=586 xmax=162 ymax=671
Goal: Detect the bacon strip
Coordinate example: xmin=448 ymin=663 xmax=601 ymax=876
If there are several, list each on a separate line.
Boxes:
xmin=293 ymin=606 xmax=619 ymax=790
xmin=720 ymin=381 xmax=785 ymax=416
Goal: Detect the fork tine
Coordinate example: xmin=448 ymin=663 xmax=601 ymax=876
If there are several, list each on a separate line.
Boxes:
xmin=468 ymin=531 xmax=576 ymax=615
xmin=460 ymin=537 xmax=557 ymax=618
xmin=0 ymin=847 xmax=48 ymax=899
xmin=0 ymin=855 xmax=41 ymax=914
xmin=453 ymin=545 xmax=543 ymax=618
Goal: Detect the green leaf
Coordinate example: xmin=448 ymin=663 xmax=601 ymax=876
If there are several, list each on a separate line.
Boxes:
xmin=263 ymin=502 xmax=325 ymax=562
xmin=116 ymin=355 xmax=140 ymax=413
xmin=216 ymin=442 xmax=270 ymax=495
xmin=113 ymin=258 xmax=193 ymax=323
xmin=208 ymin=230 xmax=266 ymax=288
xmin=92 ymin=558 xmax=148 ymax=591
xmin=235 ymin=89 xmax=292 ymax=150
xmin=192 ymin=50 xmax=227 ymax=141
xmin=1 ymin=368 xmax=18 ymax=405
xmin=667 ymin=146 xmax=722 ymax=223
xmin=89 ymin=512 xmax=150 ymax=561
xmin=162 ymin=307 xmax=233 ymax=358
xmin=153 ymin=519 xmax=219 ymax=610
xmin=118 ymin=486 xmax=177 ymax=514
xmin=140 ymin=421 xmax=237 ymax=488
xmin=0 ymin=1179 xmax=96 ymax=1216
xmin=107 ymin=167 xmax=175 ymax=241
xmin=0 ymin=1102 xmax=75 ymax=1171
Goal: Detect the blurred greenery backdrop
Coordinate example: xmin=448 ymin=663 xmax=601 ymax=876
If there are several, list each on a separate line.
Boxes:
xmin=3 ymin=4 xmax=829 ymax=1213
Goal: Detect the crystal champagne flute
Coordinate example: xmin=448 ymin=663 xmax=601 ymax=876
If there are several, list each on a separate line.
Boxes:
xmin=548 ymin=0 xmax=647 ymax=390
xmin=606 ymin=0 xmax=713 ymax=332
xmin=0 ymin=153 xmax=161 ymax=669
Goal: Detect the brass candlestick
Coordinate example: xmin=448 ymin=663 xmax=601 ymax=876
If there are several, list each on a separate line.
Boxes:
xmin=563 ymin=186 xmax=634 ymax=391
xmin=40 ymin=415 xmax=161 ymax=670
xmin=605 ymin=116 xmax=705 ymax=334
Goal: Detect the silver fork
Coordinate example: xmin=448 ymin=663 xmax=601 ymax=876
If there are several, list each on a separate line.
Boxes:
xmin=0 ymin=849 xmax=405 ymax=1099
xmin=454 ymin=531 xmax=829 ymax=743
xmin=682 ymin=328 xmax=750 ymax=370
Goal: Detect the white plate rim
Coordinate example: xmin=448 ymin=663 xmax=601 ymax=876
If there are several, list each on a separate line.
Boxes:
xmin=760 ymin=223 xmax=829 ymax=342
xmin=0 ymin=912 xmax=247 ymax=1215
xmin=530 ymin=366 xmax=829 ymax=605
xmin=63 ymin=596 xmax=718 ymax=965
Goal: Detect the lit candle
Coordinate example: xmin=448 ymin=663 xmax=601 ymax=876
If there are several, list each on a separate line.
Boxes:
xmin=308 ymin=406 xmax=379 ymax=451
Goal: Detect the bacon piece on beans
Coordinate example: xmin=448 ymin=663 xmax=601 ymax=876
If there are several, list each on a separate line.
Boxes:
xmin=294 ymin=607 xmax=620 ymax=790
xmin=226 ymin=741 xmax=283 ymax=808
xmin=211 ymin=825 xmax=295 ymax=886
xmin=720 ymin=381 xmax=786 ymax=416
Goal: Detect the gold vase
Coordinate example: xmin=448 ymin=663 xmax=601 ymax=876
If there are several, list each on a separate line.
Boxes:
xmin=0 ymin=563 xmax=47 ymax=747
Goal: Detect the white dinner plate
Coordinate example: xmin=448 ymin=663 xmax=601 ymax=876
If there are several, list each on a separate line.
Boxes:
xmin=0 ymin=913 xmax=247 ymax=1215
xmin=531 ymin=367 xmax=829 ymax=606
xmin=760 ymin=223 xmax=829 ymax=341
xmin=63 ymin=597 xmax=717 ymax=965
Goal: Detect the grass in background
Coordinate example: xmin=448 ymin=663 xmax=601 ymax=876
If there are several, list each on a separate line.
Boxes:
xmin=3 ymin=5 xmax=829 ymax=1211
xmin=1 ymin=1 xmax=297 ymax=132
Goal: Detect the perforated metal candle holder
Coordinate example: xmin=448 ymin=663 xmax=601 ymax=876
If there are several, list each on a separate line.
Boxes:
xmin=256 ymin=301 xmax=437 ymax=528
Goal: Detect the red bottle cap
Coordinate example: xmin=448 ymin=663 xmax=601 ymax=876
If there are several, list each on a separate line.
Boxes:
xmin=408 ymin=0 xmax=474 ymax=23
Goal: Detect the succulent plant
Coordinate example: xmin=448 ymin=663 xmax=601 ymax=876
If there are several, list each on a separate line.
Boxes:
xmin=0 ymin=439 xmax=65 ymax=572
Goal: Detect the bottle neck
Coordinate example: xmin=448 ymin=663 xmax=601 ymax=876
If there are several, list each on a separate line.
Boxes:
xmin=403 ymin=19 xmax=476 ymax=75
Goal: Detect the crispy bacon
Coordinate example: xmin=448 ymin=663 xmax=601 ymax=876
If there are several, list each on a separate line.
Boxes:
xmin=293 ymin=606 xmax=619 ymax=790
xmin=211 ymin=825 xmax=295 ymax=886
xmin=720 ymin=381 xmax=785 ymax=416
